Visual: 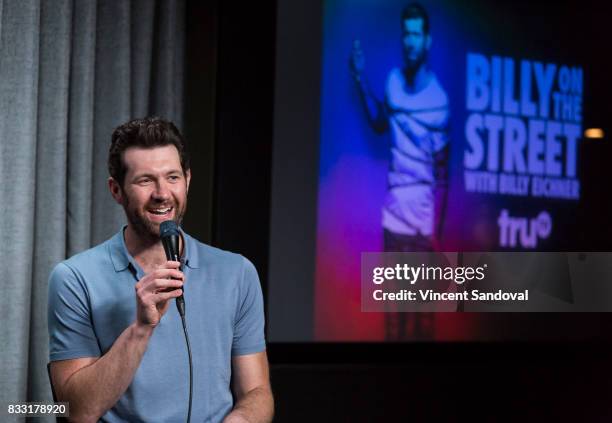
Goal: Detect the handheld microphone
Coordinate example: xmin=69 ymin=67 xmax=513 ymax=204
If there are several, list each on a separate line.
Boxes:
xmin=160 ymin=220 xmax=185 ymax=317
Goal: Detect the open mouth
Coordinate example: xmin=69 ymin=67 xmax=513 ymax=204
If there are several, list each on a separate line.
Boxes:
xmin=147 ymin=206 xmax=174 ymax=218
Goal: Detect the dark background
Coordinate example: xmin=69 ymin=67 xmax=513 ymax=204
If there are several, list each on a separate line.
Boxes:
xmin=182 ymin=0 xmax=612 ymax=420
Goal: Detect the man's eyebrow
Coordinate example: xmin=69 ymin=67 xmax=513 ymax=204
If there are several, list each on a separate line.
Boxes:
xmin=132 ymin=172 xmax=155 ymax=179
xmin=132 ymin=169 xmax=183 ymax=179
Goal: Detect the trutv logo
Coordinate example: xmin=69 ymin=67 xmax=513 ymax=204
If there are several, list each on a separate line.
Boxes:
xmin=497 ymin=209 xmax=552 ymax=248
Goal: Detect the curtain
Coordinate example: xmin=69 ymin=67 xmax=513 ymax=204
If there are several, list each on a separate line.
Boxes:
xmin=0 ymin=1 xmax=184 ymax=420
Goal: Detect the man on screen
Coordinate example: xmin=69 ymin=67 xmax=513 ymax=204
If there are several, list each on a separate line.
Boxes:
xmin=350 ymin=3 xmax=451 ymax=339
xmin=48 ymin=117 xmax=273 ymax=422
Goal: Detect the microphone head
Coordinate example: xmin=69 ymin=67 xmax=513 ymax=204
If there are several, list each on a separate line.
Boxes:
xmin=160 ymin=220 xmax=180 ymax=239
xmin=160 ymin=220 xmax=180 ymax=262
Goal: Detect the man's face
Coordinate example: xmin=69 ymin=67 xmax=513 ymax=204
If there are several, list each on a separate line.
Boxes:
xmin=402 ymin=18 xmax=430 ymax=71
xmin=110 ymin=145 xmax=191 ymax=240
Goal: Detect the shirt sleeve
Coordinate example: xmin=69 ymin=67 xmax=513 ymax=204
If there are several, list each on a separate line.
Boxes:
xmin=231 ymin=257 xmax=266 ymax=356
xmin=48 ymin=262 xmax=101 ymax=361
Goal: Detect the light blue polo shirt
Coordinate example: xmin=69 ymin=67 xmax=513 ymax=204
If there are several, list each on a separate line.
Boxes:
xmin=48 ymin=227 xmax=266 ymax=422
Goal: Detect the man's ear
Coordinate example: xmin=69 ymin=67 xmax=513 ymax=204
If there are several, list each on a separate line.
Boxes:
xmin=425 ymin=34 xmax=432 ymax=51
xmin=108 ymin=177 xmax=123 ymax=204
xmin=185 ymin=169 xmax=192 ymax=193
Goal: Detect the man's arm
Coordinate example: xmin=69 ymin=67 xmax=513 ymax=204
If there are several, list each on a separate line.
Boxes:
xmin=350 ymin=39 xmax=389 ymax=134
xmin=49 ymin=262 xmax=184 ymax=422
xmin=433 ymin=143 xmax=450 ymax=250
xmin=50 ymin=323 xmax=153 ymax=422
xmin=224 ymin=351 xmax=274 ymax=423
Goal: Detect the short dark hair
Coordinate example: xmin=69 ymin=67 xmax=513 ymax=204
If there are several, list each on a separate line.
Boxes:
xmin=401 ymin=3 xmax=430 ymax=35
xmin=108 ymin=117 xmax=190 ymax=187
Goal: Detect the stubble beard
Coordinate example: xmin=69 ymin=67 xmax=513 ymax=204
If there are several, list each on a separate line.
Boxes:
xmin=123 ymin=195 xmax=188 ymax=243
xmin=403 ymin=48 xmax=427 ymax=76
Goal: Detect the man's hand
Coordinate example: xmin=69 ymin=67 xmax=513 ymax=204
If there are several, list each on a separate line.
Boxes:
xmin=350 ymin=39 xmax=365 ymax=80
xmin=134 ymin=261 xmax=184 ymax=328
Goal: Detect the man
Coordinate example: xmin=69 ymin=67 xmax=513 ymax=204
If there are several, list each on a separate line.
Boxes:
xmin=48 ymin=117 xmax=273 ymax=422
xmin=350 ymin=3 xmax=450 ymax=339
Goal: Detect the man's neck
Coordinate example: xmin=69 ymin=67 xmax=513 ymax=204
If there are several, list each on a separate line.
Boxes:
xmin=123 ymin=225 xmax=183 ymax=272
xmin=403 ymin=65 xmax=430 ymax=94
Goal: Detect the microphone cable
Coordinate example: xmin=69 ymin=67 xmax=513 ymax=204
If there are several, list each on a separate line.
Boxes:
xmin=177 ymin=297 xmax=193 ymax=423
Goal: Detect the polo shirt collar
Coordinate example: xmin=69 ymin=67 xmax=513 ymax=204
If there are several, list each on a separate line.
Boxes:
xmin=181 ymin=230 xmax=200 ymax=269
xmin=109 ymin=228 xmax=130 ymax=272
xmin=109 ymin=225 xmax=200 ymax=272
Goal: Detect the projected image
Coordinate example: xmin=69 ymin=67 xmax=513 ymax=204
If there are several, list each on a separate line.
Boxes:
xmin=314 ymin=0 xmax=586 ymax=341
xmin=349 ymin=4 xmax=451 ymax=340
xmin=350 ymin=5 xmax=450 ymax=251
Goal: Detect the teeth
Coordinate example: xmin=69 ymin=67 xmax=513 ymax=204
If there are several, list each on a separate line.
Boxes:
xmin=149 ymin=207 xmax=172 ymax=215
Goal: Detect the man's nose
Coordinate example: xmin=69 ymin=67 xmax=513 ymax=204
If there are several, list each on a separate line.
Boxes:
xmin=152 ymin=181 xmax=171 ymax=200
